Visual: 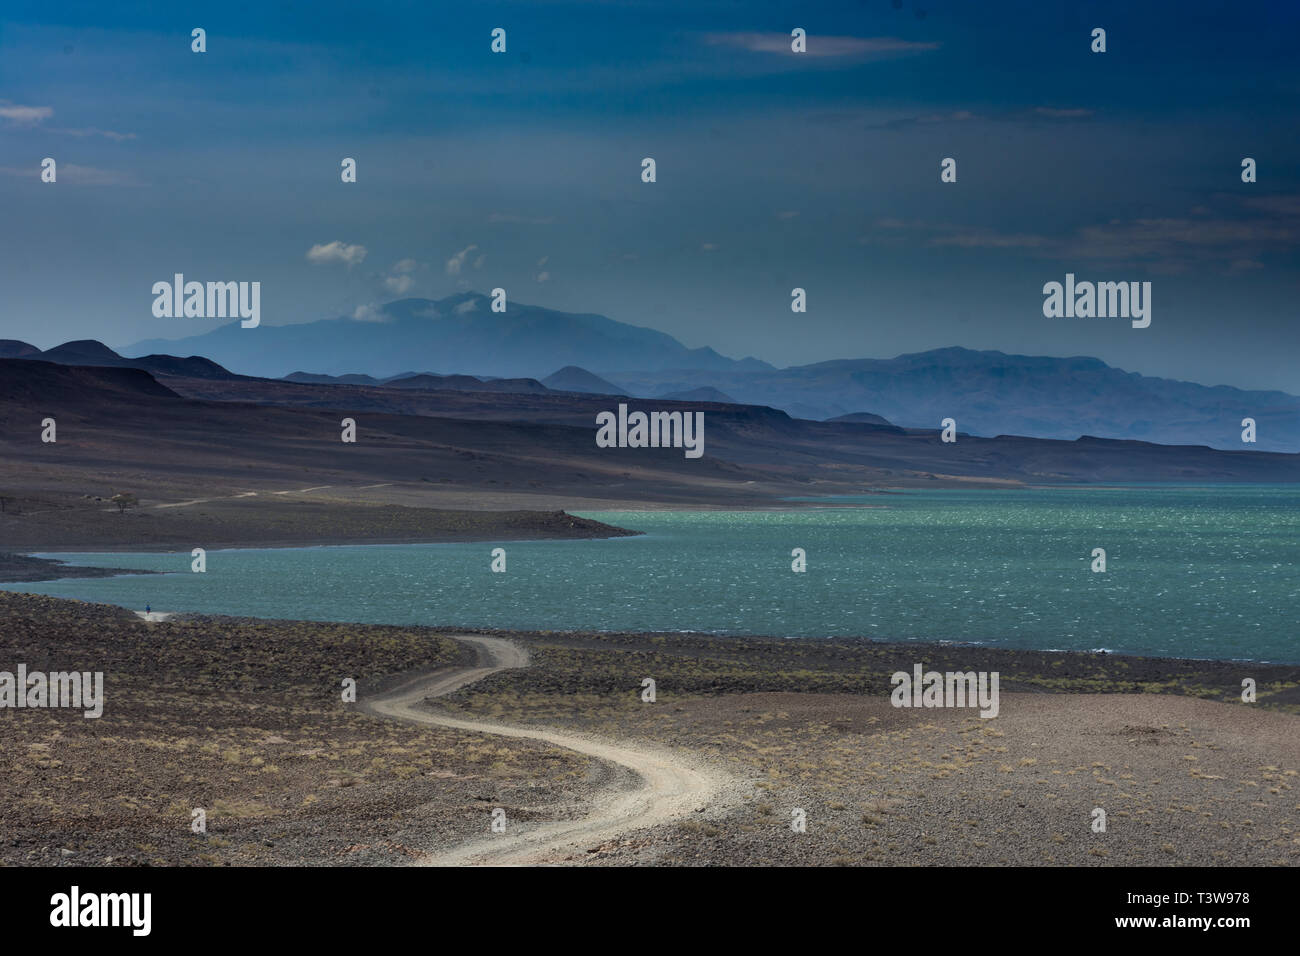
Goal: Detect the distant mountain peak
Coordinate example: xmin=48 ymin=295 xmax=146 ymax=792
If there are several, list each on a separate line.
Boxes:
xmin=122 ymin=294 xmax=772 ymax=380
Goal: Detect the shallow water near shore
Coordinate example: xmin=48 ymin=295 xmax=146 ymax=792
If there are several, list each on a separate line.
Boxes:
xmin=6 ymin=485 xmax=1298 ymax=662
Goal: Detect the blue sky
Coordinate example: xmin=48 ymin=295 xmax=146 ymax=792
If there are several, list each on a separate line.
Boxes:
xmin=2 ymin=0 xmax=1298 ymax=391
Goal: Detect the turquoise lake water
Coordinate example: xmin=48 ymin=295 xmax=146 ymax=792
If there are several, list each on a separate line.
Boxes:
xmin=6 ymin=486 xmax=1298 ymax=662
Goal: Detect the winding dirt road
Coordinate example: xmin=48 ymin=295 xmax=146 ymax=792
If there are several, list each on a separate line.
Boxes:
xmin=362 ymin=636 xmax=730 ymax=866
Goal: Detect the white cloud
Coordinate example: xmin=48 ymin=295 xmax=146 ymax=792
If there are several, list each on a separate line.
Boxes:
xmin=0 ymin=163 xmax=136 ymax=185
xmin=535 ymin=271 xmax=550 ymax=283
xmin=64 ymin=164 xmax=137 ymax=185
xmin=0 ymin=102 xmax=135 ymax=139
xmin=445 ymin=244 xmax=478 ymax=275
xmin=0 ymin=103 xmax=53 ymax=124
xmin=307 ymin=241 xmax=367 ymax=267
xmin=703 ymin=33 xmax=939 ymax=58
xmin=454 ymin=298 xmax=478 ymax=313
xmin=53 ymin=126 xmax=136 ymax=141
xmin=352 ymin=304 xmax=388 ymax=322
xmin=381 ymin=259 xmax=420 ymax=294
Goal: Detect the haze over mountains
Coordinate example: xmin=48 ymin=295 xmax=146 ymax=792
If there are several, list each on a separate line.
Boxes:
xmin=127 ymin=293 xmax=774 ymax=380
xmin=111 ymin=292 xmax=1300 ymax=452
xmin=615 ymin=350 xmax=1300 ymax=453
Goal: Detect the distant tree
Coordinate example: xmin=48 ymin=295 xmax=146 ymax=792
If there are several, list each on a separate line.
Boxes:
xmin=111 ymin=492 xmax=139 ymax=514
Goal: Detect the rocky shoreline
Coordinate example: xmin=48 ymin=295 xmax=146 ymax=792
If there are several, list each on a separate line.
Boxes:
xmin=0 ymin=508 xmax=640 ymax=583
xmin=0 ymin=552 xmax=156 ymax=583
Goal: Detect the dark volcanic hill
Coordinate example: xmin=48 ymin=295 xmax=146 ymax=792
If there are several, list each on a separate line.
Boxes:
xmin=125 ymin=353 xmax=241 ymax=380
xmin=384 ymin=373 xmax=488 ymax=390
xmin=542 ymin=366 xmax=628 ymax=396
xmin=149 ymin=364 xmax=1300 ymax=486
xmin=0 ymin=340 xmax=43 ymax=359
xmin=384 ymin=373 xmax=551 ymax=394
xmin=827 ymin=412 xmax=895 ymax=427
xmin=284 ymin=371 xmax=382 ymax=386
xmin=11 ymin=339 xmax=243 ymax=381
xmin=0 ymin=358 xmax=783 ymax=511
xmin=0 ymin=358 xmax=179 ymax=411
xmin=40 ymin=339 xmax=125 ymax=365
xmin=124 ymin=292 xmax=775 ymax=380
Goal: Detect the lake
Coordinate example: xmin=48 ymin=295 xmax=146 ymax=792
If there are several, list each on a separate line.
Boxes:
xmin=6 ymin=485 xmax=1298 ymax=662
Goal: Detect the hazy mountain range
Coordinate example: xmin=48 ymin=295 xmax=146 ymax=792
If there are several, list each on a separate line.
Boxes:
xmin=100 ymin=291 xmax=1300 ymax=452
xmin=126 ymin=293 xmax=774 ymax=380
xmin=610 ymin=350 xmax=1300 ymax=453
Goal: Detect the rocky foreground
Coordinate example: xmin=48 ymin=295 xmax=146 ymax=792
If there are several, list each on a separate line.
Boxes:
xmin=1 ymin=591 xmax=1296 ymax=866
